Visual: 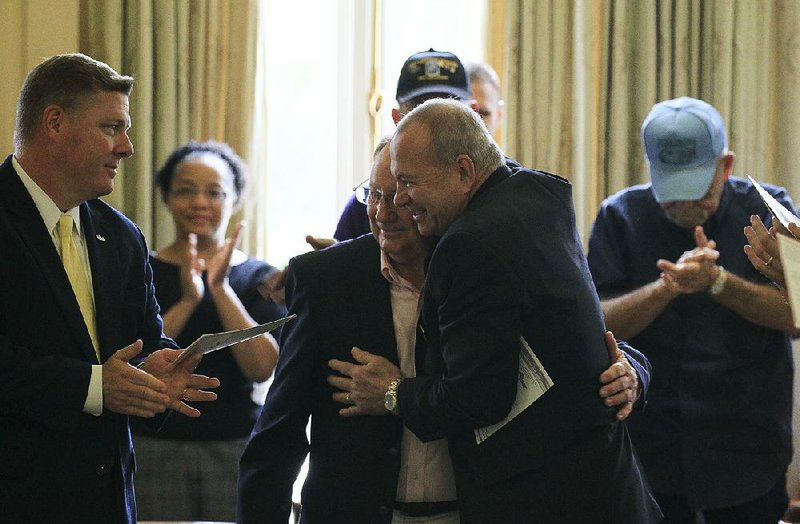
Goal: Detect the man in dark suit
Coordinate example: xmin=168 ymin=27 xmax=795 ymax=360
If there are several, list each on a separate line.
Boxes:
xmin=0 ymin=53 xmax=219 ymax=523
xmin=238 ymin=141 xmax=413 ymax=523
xmin=330 ymin=99 xmax=663 ymax=523
xmin=239 ymin=139 xmax=651 ymax=523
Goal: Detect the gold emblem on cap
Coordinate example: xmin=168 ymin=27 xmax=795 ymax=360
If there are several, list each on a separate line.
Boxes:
xmin=407 ymin=58 xmax=460 ymax=81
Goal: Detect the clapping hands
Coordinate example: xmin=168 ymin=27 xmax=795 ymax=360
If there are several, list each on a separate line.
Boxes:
xmin=657 ymin=225 xmax=721 ymax=294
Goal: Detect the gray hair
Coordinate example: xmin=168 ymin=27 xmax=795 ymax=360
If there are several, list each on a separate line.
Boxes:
xmin=395 ymin=98 xmax=504 ymax=174
xmin=466 ymin=62 xmax=501 ymax=94
xmin=373 ymin=135 xmax=392 ymax=161
xmin=15 ymin=53 xmax=134 ymax=150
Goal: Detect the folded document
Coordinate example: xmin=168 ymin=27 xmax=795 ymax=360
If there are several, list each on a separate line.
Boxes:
xmin=777 ymin=235 xmax=800 ymax=328
xmin=170 ymin=314 xmax=296 ymax=367
xmin=474 ymin=337 xmax=554 ymax=444
xmin=748 ymin=175 xmax=800 ymax=229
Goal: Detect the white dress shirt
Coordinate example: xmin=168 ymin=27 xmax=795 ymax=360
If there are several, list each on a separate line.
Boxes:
xmin=380 ymin=250 xmax=457 ymax=504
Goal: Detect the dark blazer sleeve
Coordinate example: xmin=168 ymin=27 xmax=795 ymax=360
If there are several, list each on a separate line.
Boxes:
xmin=238 ymin=259 xmax=316 ymax=523
xmin=399 ymin=232 xmax=525 ymax=441
xmin=617 ymin=339 xmax=651 ymax=404
xmin=0 ymin=323 xmax=93 ymax=432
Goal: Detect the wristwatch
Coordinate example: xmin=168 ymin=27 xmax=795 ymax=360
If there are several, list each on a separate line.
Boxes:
xmin=708 ymin=266 xmax=728 ymax=296
xmin=384 ymin=377 xmax=403 ymax=415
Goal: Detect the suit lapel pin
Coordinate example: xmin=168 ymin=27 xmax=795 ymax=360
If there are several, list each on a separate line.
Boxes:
xmin=96 ymin=234 xmax=106 ymax=242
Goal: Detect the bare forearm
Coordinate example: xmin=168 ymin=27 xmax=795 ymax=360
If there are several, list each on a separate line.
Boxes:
xmin=209 ymin=284 xmax=279 ymax=381
xmin=712 ymin=273 xmax=795 ymax=332
xmin=161 ymin=298 xmax=199 ymax=340
xmin=601 ymin=279 xmax=678 ymax=339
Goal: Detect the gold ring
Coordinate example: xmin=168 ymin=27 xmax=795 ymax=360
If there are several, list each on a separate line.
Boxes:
xmin=182 ymin=388 xmax=189 ymax=400
xmin=345 ymin=392 xmax=351 ymax=403
xmin=765 ymin=256 xmax=774 ymax=266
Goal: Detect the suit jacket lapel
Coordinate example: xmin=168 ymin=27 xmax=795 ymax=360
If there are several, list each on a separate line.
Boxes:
xmin=355 ymin=237 xmax=399 ymax=365
xmin=82 ymin=202 xmax=119 ymax=362
xmin=0 ymin=158 xmax=98 ymax=362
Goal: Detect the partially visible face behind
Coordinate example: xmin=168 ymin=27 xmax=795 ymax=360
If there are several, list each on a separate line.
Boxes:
xmin=471 ymin=80 xmax=503 ymax=136
xmin=395 ymin=92 xmax=457 ymax=124
xmin=659 ymin=159 xmax=727 ymax=230
xmin=391 ymin=121 xmax=471 ymax=237
xmin=368 ymin=146 xmax=429 ymax=264
xmin=166 ymin=153 xmax=237 ymax=240
xmin=58 ymin=90 xmax=133 ymax=207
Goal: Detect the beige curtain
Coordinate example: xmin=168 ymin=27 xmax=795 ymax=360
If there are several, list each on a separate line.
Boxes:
xmin=80 ymin=0 xmax=259 ymax=251
xmin=503 ymin=0 xmax=800 ymax=240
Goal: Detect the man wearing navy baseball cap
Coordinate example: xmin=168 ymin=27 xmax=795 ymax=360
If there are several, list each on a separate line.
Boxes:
xmin=394 ymin=49 xmax=471 ymax=106
xmin=333 ymin=49 xmax=477 ymax=242
xmin=587 ymin=96 xmax=796 ymax=523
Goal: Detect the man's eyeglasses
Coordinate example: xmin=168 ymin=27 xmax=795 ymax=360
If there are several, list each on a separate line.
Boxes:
xmin=354 ymin=184 xmax=396 ymax=208
xmin=169 ymin=186 xmax=228 ymax=202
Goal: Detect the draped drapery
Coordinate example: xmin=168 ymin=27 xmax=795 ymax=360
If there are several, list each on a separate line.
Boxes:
xmin=80 ymin=0 xmax=260 ymax=252
xmin=502 ymin=0 xmax=800 ymax=239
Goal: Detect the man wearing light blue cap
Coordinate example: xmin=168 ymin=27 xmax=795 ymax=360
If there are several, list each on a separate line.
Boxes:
xmin=587 ymin=96 xmax=796 ymax=523
xmin=645 ymin=97 xmax=728 ymax=207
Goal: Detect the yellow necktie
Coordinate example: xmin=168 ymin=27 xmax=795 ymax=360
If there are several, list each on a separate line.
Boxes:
xmin=58 ymin=214 xmax=100 ymax=361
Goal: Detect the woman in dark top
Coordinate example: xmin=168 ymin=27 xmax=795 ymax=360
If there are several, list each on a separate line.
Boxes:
xmin=132 ymin=141 xmax=286 ymax=521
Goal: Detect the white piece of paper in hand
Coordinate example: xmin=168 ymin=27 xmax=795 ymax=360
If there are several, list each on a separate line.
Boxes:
xmin=777 ymin=235 xmax=800 ymax=328
xmin=474 ymin=336 xmax=554 ymax=444
xmin=170 ymin=314 xmax=296 ymax=367
xmin=748 ymin=175 xmax=800 ymax=229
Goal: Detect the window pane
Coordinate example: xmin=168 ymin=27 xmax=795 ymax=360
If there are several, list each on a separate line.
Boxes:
xmin=263 ymin=0 xmax=340 ymax=266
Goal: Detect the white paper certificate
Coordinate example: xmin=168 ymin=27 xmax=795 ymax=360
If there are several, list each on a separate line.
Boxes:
xmin=777 ymin=235 xmax=800 ymax=328
xmin=170 ymin=314 xmax=296 ymax=367
xmin=748 ymin=175 xmax=800 ymax=229
xmin=474 ymin=336 xmax=554 ymax=444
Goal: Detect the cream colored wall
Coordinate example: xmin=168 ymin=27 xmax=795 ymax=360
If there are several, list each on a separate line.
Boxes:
xmin=0 ymin=0 xmax=80 ymax=153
